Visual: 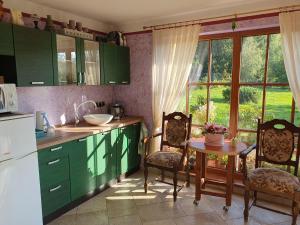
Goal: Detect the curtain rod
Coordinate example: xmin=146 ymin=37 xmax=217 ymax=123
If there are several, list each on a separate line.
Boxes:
xmin=143 ymin=4 xmax=300 ymax=30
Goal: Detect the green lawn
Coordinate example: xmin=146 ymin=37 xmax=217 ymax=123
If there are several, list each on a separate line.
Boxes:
xmin=188 ymin=86 xmax=296 ymax=128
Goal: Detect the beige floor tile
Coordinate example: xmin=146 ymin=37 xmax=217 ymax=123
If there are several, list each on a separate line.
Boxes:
xmin=77 ymin=196 xmax=107 ymax=214
xmin=174 ymin=213 xmax=226 ymax=225
xmin=76 ymin=211 xmax=108 ymax=225
xmin=249 ymin=207 xmax=291 ymax=225
xmin=109 ymin=215 xmax=142 ymax=225
xmin=107 ymin=205 xmax=138 ymax=218
xmin=47 ymin=214 xmax=77 ymax=225
xmin=225 ymin=217 xmax=262 ymax=225
xmin=142 ymin=219 xmax=177 ymax=225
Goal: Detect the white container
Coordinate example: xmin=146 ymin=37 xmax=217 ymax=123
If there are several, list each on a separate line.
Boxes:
xmin=205 ymin=133 xmax=224 ymax=146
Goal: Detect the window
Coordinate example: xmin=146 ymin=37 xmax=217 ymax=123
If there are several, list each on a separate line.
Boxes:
xmin=184 ymin=28 xmax=298 ymax=144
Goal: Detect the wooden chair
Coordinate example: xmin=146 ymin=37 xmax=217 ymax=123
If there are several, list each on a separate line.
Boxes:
xmin=143 ymin=112 xmax=192 ymax=201
xmin=240 ymin=119 xmax=300 ymax=225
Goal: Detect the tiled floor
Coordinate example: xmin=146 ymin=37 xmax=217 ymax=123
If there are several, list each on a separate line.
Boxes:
xmin=48 ymin=171 xmax=298 ymax=225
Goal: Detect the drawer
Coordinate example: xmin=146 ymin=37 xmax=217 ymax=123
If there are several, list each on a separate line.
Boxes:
xmin=38 ymin=143 xmax=68 ymax=163
xmin=39 ymin=156 xmax=69 ymax=188
xmin=41 ymin=180 xmax=71 ymax=217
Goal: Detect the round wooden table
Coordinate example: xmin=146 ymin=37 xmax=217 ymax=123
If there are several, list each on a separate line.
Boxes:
xmin=188 ymin=140 xmax=247 ymax=210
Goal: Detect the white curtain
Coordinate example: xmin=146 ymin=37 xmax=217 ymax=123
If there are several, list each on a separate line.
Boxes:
xmin=152 ymin=25 xmax=201 ymax=140
xmin=279 ymin=11 xmax=300 ymax=110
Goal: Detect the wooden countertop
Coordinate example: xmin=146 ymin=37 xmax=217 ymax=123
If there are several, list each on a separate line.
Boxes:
xmin=36 ymin=116 xmax=143 ymax=150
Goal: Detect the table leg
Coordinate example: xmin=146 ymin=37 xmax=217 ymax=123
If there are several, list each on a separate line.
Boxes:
xmin=226 ymin=155 xmax=235 ymax=207
xmin=201 ymin=153 xmax=206 ymax=189
xmin=194 ymin=151 xmax=201 ymax=204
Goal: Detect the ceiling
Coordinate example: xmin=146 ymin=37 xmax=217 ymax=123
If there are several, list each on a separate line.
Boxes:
xmin=29 ymin=0 xmax=300 ymax=30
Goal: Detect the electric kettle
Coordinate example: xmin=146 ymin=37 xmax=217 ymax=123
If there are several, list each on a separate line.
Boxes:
xmin=110 ymin=104 xmax=124 ymax=120
xmin=36 ymin=111 xmax=51 ymax=132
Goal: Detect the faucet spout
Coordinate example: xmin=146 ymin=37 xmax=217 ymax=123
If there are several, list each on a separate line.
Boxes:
xmin=74 ymin=100 xmax=97 ymax=125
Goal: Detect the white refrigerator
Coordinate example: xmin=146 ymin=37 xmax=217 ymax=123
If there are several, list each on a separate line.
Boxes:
xmin=0 ymin=114 xmax=43 ymax=225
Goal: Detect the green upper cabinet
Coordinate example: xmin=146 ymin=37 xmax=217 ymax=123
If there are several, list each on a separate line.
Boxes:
xmin=53 ymin=34 xmax=101 ymax=85
xmin=95 ymin=129 xmax=118 ymax=187
xmin=13 ymin=25 xmax=54 ymax=86
xmin=53 ymin=34 xmax=78 ymax=85
xmin=100 ymin=43 xmax=130 ymax=85
xmin=82 ymin=39 xmax=101 ymax=85
xmin=0 ymin=22 xmax=14 ymax=56
xmin=68 ymin=136 xmax=97 ymax=200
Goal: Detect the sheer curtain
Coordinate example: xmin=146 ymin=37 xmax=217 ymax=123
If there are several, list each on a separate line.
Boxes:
xmin=152 ymin=25 xmax=201 ymax=149
xmin=279 ymin=11 xmax=300 ymax=110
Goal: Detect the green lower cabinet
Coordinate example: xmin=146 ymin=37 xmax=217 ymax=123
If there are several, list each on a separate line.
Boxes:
xmin=96 ymin=129 xmax=118 ymax=186
xmin=117 ymin=124 xmax=141 ymax=176
xmin=41 ymin=180 xmax=71 ymax=217
xmin=68 ymin=136 xmax=97 ymax=200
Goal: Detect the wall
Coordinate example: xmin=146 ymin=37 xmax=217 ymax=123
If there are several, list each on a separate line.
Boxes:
xmin=113 ymin=32 xmax=153 ymax=131
xmin=17 ymin=86 xmax=114 ymax=125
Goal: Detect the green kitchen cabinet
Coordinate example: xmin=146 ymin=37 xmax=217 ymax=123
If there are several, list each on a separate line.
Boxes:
xmin=38 ymin=143 xmax=71 ymax=217
xmin=13 ymin=25 xmax=54 ymax=86
xmin=95 ymin=129 xmax=118 ymax=186
xmin=0 ymin=22 xmax=14 ymax=56
xmin=68 ymin=136 xmax=97 ymax=200
xmin=100 ymin=43 xmax=130 ymax=85
xmin=53 ymin=34 xmax=101 ymax=85
xmin=117 ymin=124 xmax=141 ymax=176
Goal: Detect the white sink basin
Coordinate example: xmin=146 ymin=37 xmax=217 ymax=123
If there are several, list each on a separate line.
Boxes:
xmin=83 ymin=114 xmax=113 ymax=126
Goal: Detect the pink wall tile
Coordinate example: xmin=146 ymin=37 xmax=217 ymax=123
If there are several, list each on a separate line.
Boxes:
xmin=17 ymin=86 xmax=113 ymax=125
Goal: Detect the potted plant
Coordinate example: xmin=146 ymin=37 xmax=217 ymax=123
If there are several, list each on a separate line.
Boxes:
xmin=202 ymin=123 xmax=228 ymax=146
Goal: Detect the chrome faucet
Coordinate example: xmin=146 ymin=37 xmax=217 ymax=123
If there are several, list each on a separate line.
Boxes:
xmin=74 ymin=100 xmax=97 ymax=125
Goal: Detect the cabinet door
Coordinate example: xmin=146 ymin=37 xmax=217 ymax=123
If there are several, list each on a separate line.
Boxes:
xmin=128 ymin=123 xmax=141 ymax=171
xmin=54 ymin=35 xmax=78 ymax=85
xmin=96 ymin=130 xmax=117 ymax=186
xmin=116 ymin=46 xmax=130 ymax=84
xmin=68 ymin=137 xmax=97 ymax=200
xmin=117 ymin=126 xmax=131 ymax=176
xmin=13 ymin=25 xmax=54 ymax=86
xmin=0 ymin=22 xmax=14 ymax=56
xmin=83 ymin=40 xmax=100 ymax=85
xmin=101 ymin=43 xmax=118 ymax=84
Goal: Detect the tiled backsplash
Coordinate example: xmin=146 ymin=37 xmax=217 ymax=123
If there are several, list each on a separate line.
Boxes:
xmin=17 ymin=86 xmax=114 ymax=125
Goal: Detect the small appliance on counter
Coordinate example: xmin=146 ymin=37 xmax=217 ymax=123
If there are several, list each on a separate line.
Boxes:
xmin=110 ymin=103 xmax=124 ymax=120
xmin=0 ymin=83 xmax=18 ymax=113
xmin=35 ymin=111 xmax=53 ymax=138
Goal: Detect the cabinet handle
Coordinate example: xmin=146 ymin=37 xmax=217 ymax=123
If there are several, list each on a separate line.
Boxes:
xmin=31 ymin=81 xmax=45 ymax=85
xmin=49 ymin=185 xmax=62 ymax=192
xmin=50 ymin=146 xmax=62 ymax=152
xmin=109 ymin=81 xmax=116 ymax=84
xmin=120 ymin=127 xmax=126 ymax=130
xmin=48 ymin=159 xmax=60 ymax=165
xmin=121 ymin=81 xmax=128 ymax=84
xmin=78 ymin=138 xmax=87 ymax=142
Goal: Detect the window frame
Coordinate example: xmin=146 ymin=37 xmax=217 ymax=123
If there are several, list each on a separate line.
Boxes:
xmin=185 ymin=27 xmax=297 ymax=139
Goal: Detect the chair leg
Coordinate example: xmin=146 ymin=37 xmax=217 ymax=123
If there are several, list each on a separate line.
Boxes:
xmin=292 ymin=201 xmax=299 ymax=225
xmin=244 ymin=187 xmax=250 ymax=221
xmin=173 ymin=172 xmax=178 ymax=202
xmin=144 ymin=165 xmax=148 ymax=194
xmin=161 ymin=169 xmax=165 ymax=182
xmin=186 ymin=164 xmax=190 ymax=188
xmin=253 ymin=190 xmax=257 ymax=205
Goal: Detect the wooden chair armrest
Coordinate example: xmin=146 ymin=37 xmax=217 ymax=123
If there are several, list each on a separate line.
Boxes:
xmin=143 ymin=133 xmax=162 ymax=144
xmin=239 ymin=144 xmax=256 ymax=182
xmin=142 ymin=133 xmax=162 ymax=158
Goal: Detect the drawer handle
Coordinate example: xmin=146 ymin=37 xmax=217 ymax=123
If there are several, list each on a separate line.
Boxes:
xmin=121 ymin=81 xmax=128 ymax=84
xmin=78 ymin=138 xmax=87 ymax=142
xmin=49 ymin=185 xmax=62 ymax=192
xmin=120 ymin=127 xmax=126 ymax=130
xmin=50 ymin=146 xmax=62 ymax=152
xmin=48 ymin=159 xmax=60 ymax=165
xmin=31 ymin=81 xmax=45 ymax=85
xmin=109 ymin=81 xmax=116 ymax=84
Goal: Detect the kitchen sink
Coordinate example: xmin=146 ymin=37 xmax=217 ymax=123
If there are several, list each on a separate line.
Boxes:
xmin=83 ymin=114 xmax=113 ymax=125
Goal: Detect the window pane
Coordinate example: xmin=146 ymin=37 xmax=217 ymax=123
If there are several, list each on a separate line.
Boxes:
xmin=211 ymin=39 xmax=233 ymax=82
xmin=267 ymin=34 xmax=288 ymax=83
xmin=237 ymin=132 xmax=257 ymax=145
xmin=295 ymin=106 xmax=300 ymax=126
xmin=240 ymin=35 xmax=267 ymax=83
xmin=189 ymin=41 xmax=209 ymax=83
xmin=189 ymin=86 xmax=207 ymax=125
xmin=208 ymin=85 xmax=231 ymax=127
xmin=238 ymin=86 xmax=263 ymax=129
xmin=264 ymin=86 xmax=292 ymax=122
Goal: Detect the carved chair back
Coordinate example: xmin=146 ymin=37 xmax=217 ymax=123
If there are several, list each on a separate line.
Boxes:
xmin=255 ymin=119 xmax=300 ymax=176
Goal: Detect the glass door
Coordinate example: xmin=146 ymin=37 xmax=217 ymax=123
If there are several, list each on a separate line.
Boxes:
xmin=83 ymin=40 xmax=100 ymax=85
xmin=56 ymin=35 xmax=77 ymax=85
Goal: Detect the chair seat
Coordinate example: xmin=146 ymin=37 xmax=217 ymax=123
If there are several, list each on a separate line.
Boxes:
xmin=248 ymin=168 xmax=300 ymax=195
xmin=146 ymin=151 xmax=182 ymax=168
